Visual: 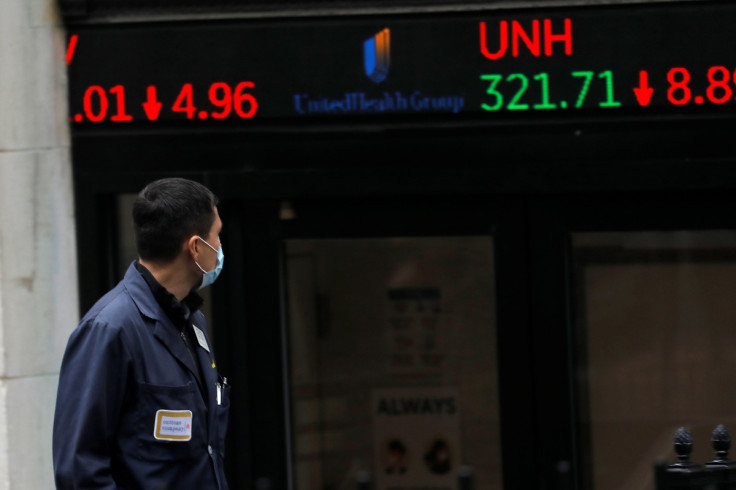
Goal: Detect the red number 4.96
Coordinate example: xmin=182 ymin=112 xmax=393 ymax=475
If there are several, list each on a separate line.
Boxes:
xmin=173 ymin=82 xmax=257 ymax=119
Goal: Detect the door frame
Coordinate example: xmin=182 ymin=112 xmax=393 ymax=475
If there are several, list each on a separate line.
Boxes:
xmin=221 ymin=195 xmax=541 ymax=489
xmin=528 ymin=190 xmax=736 ymax=489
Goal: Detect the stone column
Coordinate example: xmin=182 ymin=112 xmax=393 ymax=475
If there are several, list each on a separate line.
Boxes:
xmin=0 ymin=0 xmax=77 ymax=488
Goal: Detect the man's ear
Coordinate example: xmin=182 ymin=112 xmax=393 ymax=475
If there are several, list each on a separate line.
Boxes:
xmin=186 ymin=235 xmax=201 ymax=260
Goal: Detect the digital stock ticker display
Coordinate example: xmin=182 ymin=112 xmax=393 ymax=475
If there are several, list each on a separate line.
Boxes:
xmin=66 ymin=2 xmax=736 ymax=127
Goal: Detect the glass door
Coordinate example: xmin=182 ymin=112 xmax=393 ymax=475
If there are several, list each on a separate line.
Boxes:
xmin=266 ymin=198 xmax=534 ymax=490
xmin=572 ymin=231 xmax=736 ymax=490
xmin=529 ymin=194 xmax=736 ymax=490
xmin=284 ymin=236 xmax=502 ymax=490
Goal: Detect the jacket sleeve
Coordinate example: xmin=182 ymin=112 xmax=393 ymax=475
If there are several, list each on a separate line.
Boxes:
xmin=53 ymin=317 xmax=132 ymax=489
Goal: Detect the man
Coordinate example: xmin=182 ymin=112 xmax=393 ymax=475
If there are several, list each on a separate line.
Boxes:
xmin=53 ymin=178 xmax=230 ymax=489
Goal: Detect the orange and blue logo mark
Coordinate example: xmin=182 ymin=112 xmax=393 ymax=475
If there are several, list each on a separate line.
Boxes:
xmin=293 ymin=26 xmax=465 ymax=115
xmin=364 ymin=28 xmax=390 ymax=83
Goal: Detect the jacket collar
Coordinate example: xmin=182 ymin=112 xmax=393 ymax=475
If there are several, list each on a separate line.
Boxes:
xmin=122 ymin=262 xmax=160 ymax=321
xmin=134 ymin=260 xmax=203 ymax=330
xmin=122 ymin=262 xmax=203 ymax=383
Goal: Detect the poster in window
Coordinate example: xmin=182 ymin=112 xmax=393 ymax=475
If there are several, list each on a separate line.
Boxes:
xmin=387 ymin=287 xmax=444 ymax=377
xmin=372 ymin=387 xmax=461 ymax=490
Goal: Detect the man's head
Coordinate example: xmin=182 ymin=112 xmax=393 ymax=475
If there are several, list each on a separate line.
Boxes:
xmin=133 ymin=178 xmax=219 ymax=263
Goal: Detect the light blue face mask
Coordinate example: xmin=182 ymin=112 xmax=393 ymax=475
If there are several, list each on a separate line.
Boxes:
xmin=195 ymin=236 xmax=224 ymax=290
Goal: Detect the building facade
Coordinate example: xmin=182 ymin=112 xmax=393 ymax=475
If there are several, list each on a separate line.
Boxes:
xmin=0 ymin=0 xmax=76 ymax=488
xmin=3 ymin=0 xmax=736 ymax=488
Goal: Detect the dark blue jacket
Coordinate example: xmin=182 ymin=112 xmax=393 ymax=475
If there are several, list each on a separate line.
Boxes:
xmin=53 ymin=263 xmax=230 ymax=489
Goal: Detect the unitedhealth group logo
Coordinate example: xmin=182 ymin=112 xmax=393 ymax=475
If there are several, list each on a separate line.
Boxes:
xmin=364 ymin=28 xmax=390 ymax=83
xmin=292 ymin=26 xmax=466 ymax=116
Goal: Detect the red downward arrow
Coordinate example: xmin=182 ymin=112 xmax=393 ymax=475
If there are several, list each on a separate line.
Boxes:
xmin=633 ymin=71 xmax=654 ymax=106
xmin=142 ymin=86 xmax=163 ymax=121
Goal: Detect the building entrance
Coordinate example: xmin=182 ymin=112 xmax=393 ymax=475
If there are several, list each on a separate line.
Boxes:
xmin=220 ymin=193 xmax=736 ymax=490
xmin=220 ymin=197 xmax=535 ymax=489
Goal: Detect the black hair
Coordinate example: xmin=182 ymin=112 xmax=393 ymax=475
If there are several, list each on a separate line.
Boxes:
xmin=133 ymin=178 xmax=219 ymax=262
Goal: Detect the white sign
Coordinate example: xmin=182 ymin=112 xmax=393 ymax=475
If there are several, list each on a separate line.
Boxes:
xmin=373 ymin=387 xmax=461 ymax=490
xmin=386 ymin=288 xmax=444 ymax=377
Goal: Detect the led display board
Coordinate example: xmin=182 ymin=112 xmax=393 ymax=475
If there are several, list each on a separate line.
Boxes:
xmin=66 ymin=2 xmax=736 ymax=126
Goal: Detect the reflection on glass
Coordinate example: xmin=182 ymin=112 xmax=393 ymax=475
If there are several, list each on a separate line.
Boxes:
xmin=573 ymin=231 xmax=736 ymax=490
xmin=285 ymin=237 xmax=502 ymax=490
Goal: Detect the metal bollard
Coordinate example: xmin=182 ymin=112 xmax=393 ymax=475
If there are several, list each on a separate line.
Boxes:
xmin=356 ymin=471 xmax=372 ymax=490
xmin=458 ymin=465 xmax=475 ymax=490
xmin=255 ymin=477 xmax=272 ymax=490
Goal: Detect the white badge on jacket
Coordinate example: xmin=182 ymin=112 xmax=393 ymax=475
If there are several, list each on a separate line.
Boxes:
xmin=154 ymin=410 xmax=192 ymax=441
xmin=191 ymin=324 xmax=210 ymax=352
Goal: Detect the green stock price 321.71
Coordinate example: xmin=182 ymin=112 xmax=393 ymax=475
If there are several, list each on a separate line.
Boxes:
xmin=479 ymin=71 xmax=621 ymax=111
